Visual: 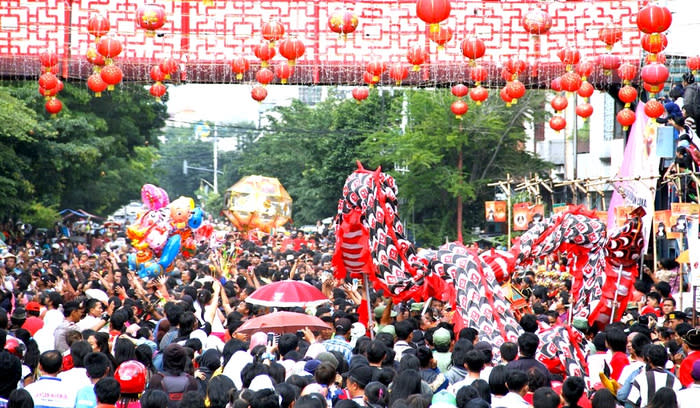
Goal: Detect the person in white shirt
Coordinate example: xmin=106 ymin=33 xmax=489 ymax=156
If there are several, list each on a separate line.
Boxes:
xmin=627 ymin=344 xmax=682 ymax=408
xmin=25 ymin=350 xmax=76 ymax=408
xmin=449 ymin=350 xmax=485 ymax=394
xmin=677 ymin=360 xmax=700 ymax=408
xmin=77 ymin=298 xmax=111 ymax=332
xmin=617 ymin=332 xmax=651 ymax=402
xmin=499 ymin=370 xmax=531 ymax=408
xmin=58 ymin=341 xmax=93 ymax=392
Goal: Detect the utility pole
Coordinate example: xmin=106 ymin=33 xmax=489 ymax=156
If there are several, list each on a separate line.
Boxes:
xmin=213 ymin=124 xmax=218 ymax=194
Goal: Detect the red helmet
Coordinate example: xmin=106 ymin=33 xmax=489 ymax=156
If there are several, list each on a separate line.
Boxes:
xmin=115 ymin=360 xmax=147 ymax=394
xmin=4 ymin=337 xmax=25 ymax=359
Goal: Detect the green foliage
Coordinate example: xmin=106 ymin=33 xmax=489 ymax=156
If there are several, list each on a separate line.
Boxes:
xmin=20 ymin=202 xmax=61 ymax=229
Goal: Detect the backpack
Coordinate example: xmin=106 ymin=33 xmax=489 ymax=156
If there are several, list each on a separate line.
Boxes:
xmin=684 ymin=83 xmax=700 ymax=124
xmin=160 ymin=373 xmax=193 ymax=408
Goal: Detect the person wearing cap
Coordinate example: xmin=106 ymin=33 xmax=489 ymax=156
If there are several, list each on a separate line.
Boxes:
xmin=345 ymin=365 xmax=373 ymax=406
xmin=677 ymin=359 xmax=700 ymax=408
xmin=22 ymin=300 xmax=44 ymax=336
xmin=1 ymin=253 xmax=20 ymax=275
xmin=666 ymin=311 xmax=688 ymax=330
xmin=431 ymin=327 xmax=453 ymax=374
xmin=324 ymin=317 xmax=354 ymax=363
xmin=680 ymin=328 xmax=700 ymax=387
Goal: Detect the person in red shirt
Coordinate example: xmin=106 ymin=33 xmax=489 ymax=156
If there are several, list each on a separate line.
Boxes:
xmin=680 ymin=328 xmax=700 ymax=386
xmin=639 ymin=292 xmax=663 ymax=317
xmin=606 ymin=328 xmax=630 ymax=381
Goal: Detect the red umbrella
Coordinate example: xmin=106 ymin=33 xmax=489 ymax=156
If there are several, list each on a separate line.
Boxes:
xmin=235 ymin=311 xmax=331 ymax=335
xmin=246 ymin=280 xmax=329 ymax=308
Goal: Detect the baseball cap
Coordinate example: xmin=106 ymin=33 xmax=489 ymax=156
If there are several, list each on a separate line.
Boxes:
xmin=25 ymin=302 xmax=41 ymax=313
xmin=410 ymin=302 xmax=425 ymax=313
xmin=334 ymin=318 xmax=352 ymax=335
xmin=374 ymin=305 xmax=397 ymax=320
xmin=347 ymin=365 xmax=373 ymax=388
xmin=432 ymin=327 xmax=452 ymax=348
xmin=667 ymin=311 xmax=687 ymax=321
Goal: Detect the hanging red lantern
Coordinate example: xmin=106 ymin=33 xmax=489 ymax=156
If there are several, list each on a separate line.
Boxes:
xmin=576 ymin=61 xmax=594 ymax=81
xmin=505 ymin=80 xmax=526 ymax=103
xmin=641 ymin=33 xmax=668 ymax=55
xmin=55 ymin=79 xmax=63 ymax=93
xmin=328 ymin=9 xmax=359 ymax=38
xmin=549 ymin=116 xmax=566 ymax=132
xmin=149 ymin=82 xmax=167 ymax=101
xmin=136 ymin=4 xmax=167 ymax=36
xmin=363 ymin=71 xmax=379 ymax=87
xmin=159 ymin=57 xmax=178 ymax=80
xmin=576 ymin=103 xmax=594 ymax=120
xmin=96 ymin=36 xmax=122 ymax=63
xmin=406 ymin=46 xmax=428 ymax=71
xmin=557 ymin=47 xmax=581 ymax=68
xmin=686 ymin=56 xmax=700 ymax=75
xmin=38 ymin=72 xmax=58 ymax=91
xmin=500 ymin=87 xmax=513 ymax=106
xmin=645 ymin=53 xmax=666 ymax=65
xmin=39 ymin=86 xmax=58 ymax=99
xmin=641 ymin=63 xmax=669 ymax=88
xmin=100 ymin=64 xmax=123 ymax=91
xmin=428 ymin=25 xmax=453 ymax=50
xmin=230 ymin=57 xmax=249 ymax=80
xmin=560 ymin=72 xmax=582 ymax=92
xmin=45 ymin=98 xmax=62 ymax=117
xmin=274 ymin=63 xmax=294 ymax=84
xmin=460 ymin=37 xmax=486 ymax=62
xmin=255 ymin=68 xmax=275 ymax=85
xmin=388 ymin=63 xmax=409 ymax=85
xmin=644 ymin=99 xmax=664 ymax=118
xmin=503 ymin=59 xmax=528 ymax=77
xmin=416 ymin=0 xmax=451 ymax=33
xmin=550 ymin=77 xmax=562 ymax=92
xmin=87 ymin=73 xmax=108 ymax=97
xmin=450 ymin=99 xmax=468 ymax=120
xmin=469 ymin=86 xmax=488 ymax=105
xmin=251 ymin=86 xmax=268 ymax=102
xmin=577 ymin=82 xmax=594 ymax=99
xmin=262 ymin=20 xmax=285 ymax=45
xmin=366 ymin=60 xmax=386 ymax=82
xmin=636 ymin=4 xmax=672 ymax=34
xmin=618 ymin=63 xmax=637 ymax=84
xmin=618 ymin=85 xmax=638 ymax=107
xmin=451 ymin=84 xmax=468 ymax=98
xmin=278 ymin=37 xmax=305 ymax=66
xmin=521 ymin=8 xmax=552 ymax=35
xmin=41 ymin=65 xmax=59 ymax=75
xmin=469 ymin=65 xmax=488 ymax=85
xmin=352 ymin=87 xmax=369 ymax=103
xmin=598 ymin=54 xmax=621 ymax=72
xmin=617 ymin=108 xmax=636 ymax=130
xmin=254 ymin=42 xmax=276 ymax=68
xmin=39 ymin=51 xmax=58 ymax=68
xmin=87 ymin=13 xmax=110 ymax=39
xmin=551 ymin=95 xmax=568 ymax=112
xmin=150 ymin=66 xmax=166 ymax=82
xmin=86 ymin=48 xmax=105 ymax=69
xmin=598 ymin=26 xmax=623 ymax=50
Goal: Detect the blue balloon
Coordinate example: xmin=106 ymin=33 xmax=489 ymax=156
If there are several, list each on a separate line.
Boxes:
xmin=138 ymin=262 xmax=162 ymax=279
xmin=188 ymin=207 xmax=203 ymax=229
xmin=127 ymin=253 xmax=137 ymax=271
xmin=158 ymin=234 xmax=181 ymax=269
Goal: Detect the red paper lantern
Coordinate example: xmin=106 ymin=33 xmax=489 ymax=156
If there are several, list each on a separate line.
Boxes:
xmin=328 ymin=9 xmax=359 ymax=36
xmin=230 ymin=57 xmax=249 ymax=80
xmin=521 ymin=8 xmax=552 ymax=35
xmin=551 ymin=95 xmax=568 ymax=112
xmin=598 ymin=54 xmax=621 ymax=72
xmin=469 ymin=86 xmax=488 ymax=105
xmin=618 ymin=85 xmax=638 ymax=106
xmin=644 ymin=99 xmax=664 ymax=118
xmin=617 ymin=108 xmax=636 ymax=130
xmin=557 ymin=47 xmax=581 ymax=67
xmin=38 ymin=72 xmax=58 ymax=91
xmin=549 ymin=116 xmax=566 ymax=132
xmin=255 ymin=68 xmax=275 ymax=85
xmin=39 ymin=51 xmax=58 ymax=68
xmin=159 ymin=57 xmax=178 ymax=79
xmin=41 ymin=65 xmax=59 ymax=75
xmin=451 ymin=84 xmax=468 ymax=98
xmin=550 ymin=77 xmax=562 ymax=92
xmin=428 ymin=25 xmax=453 ymax=50
xmin=506 ymin=80 xmax=526 ymax=103
xmin=500 ymin=87 xmax=513 ymax=106
xmin=636 ymin=5 xmax=672 ymax=34
xmin=366 ymin=60 xmax=386 ymax=82
xmin=641 ymin=33 xmax=668 ymax=55
xmin=406 ymin=46 xmax=428 ymax=71
xmin=149 ymin=82 xmax=167 ymax=101
xmin=136 ymin=4 xmax=166 ymax=36
xmin=254 ymin=42 xmax=276 ymax=68
xmin=460 ymin=37 xmax=486 ymax=62
xmin=96 ymin=36 xmax=122 ymax=61
xmin=598 ymin=26 xmax=623 ymax=49
xmin=450 ymin=99 xmax=468 ymax=119
xmin=100 ymin=64 xmax=123 ymax=91
xmin=577 ymin=82 xmax=594 ymax=99
xmin=576 ymin=103 xmax=594 ymax=119
xmin=87 ymin=13 xmax=110 ymax=39
xmin=86 ymin=47 xmax=105 ymax=68
xmin=560 ymin=72 xmax=582 ymax=92
xmin=687 ymin=56 xmax=700 ymax=75
xmin=576 ymin=61 xmax=594 ymax=81
xmin=416 ymin=0 xmax=451 ymax=33
xmin=262 ymin=20 xmax=285 ymax=44
xmin=147 ymin=66 xmax=164 ymax=83
xmin=45 ymin=98 xmax=62 ymax=116
xmin=55 ymin=79 xmax=63 ymax=93
xmin=87 ymin=73 xmax=108 ymax=97
xmin=504 ymin=59 xmax=528 ymax=76
xmin=274 ymin=63 xmax=294 ymax=84
xmin=251 ymin=86 xmax=268 ymax=102
xmin=352 ymin=87 xmax=369 ymax=103
xmin=388 ymin=64 xmax=409 ymax=85
xmin=39 ymin=86 xmax=58 ymax=99
xmin=278 ymin=38 xmax=305 ymax=66
xmin=469 ymin=65 xmax=488 ymax=85
xmin=618 ymin=63 xmax=637 ymax=84
xmin=645 ymin=53 xmax=666 ymax=65
xmin=363 ymin=71 xmax=379 ymax=87
xmin=641 ymin=63 xmax=669 ymax=86
xmin=500 ymin=68 xmax=514 ymax=83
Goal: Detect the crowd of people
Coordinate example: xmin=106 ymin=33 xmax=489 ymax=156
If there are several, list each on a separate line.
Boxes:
xmin=0 ymin=217 xmax=697 ymax=408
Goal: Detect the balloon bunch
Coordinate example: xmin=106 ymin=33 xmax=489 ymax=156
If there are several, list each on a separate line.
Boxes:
xmin=127 ymin=184 xmax=204 ymax=279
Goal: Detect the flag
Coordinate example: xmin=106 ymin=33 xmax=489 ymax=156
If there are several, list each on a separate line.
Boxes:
xmin=607 ymin=103 xmax=659 ymax=252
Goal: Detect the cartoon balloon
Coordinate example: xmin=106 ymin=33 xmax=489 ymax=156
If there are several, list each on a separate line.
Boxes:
xmin=141 ymin=184 xmax=170 ymax=210
xmin=158 ymin=234 xmax=181 ymax=269
xmin=169 ymin=196 xmax=194 ymax=229
xmin=188 ymin=207 xmax=203 ymax=229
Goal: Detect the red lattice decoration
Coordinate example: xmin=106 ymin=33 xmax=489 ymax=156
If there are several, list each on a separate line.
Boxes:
xmin=0 ymin=0 xmax=645 ymax=86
